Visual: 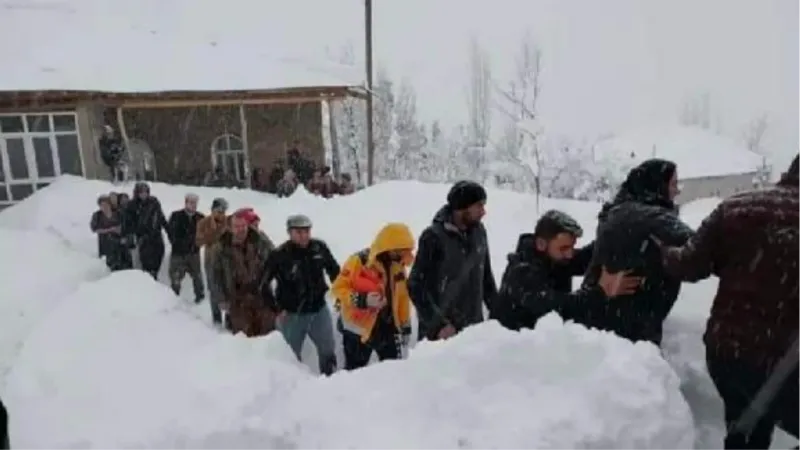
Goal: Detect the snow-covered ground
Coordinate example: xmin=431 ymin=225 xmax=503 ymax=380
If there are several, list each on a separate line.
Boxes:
xmin=0 ymin=176 xmax=793 ymax=448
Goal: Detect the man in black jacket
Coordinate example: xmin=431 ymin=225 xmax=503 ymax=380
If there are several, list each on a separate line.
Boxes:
xmin=408 ymin=180 xmax=497 ymax=341
xmin=99 ymin=125 xmax=125 ymax=183
xmin=0 ymin=394 xmax=9 ymax=449
xmin=261 ymin=214 xmax=340 ymax=375
xmin=167 ymin=193 xmax=206 ymax=302
xmin=125 ymin=182 xmax=168 ymax=280
xmin=493 ymin=210 xmax=640 ymax=331
xmin=580 ymin=158 xmax=694 ymax=345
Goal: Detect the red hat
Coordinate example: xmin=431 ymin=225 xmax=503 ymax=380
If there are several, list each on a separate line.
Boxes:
xmin=233 ymin=208 xmax=260 ymax=225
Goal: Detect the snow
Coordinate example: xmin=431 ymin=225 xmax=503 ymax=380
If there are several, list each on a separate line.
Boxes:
xmin=593 ymin=125 xmax=764 ymax=180
xmin=0 ymin=176 xmax=794 ymax=448
xmin=0 ymin=0 xmax=364 ymax=92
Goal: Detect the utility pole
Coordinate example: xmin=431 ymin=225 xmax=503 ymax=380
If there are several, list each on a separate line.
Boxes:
xmin=365 ymin=0 xmax=375 ymax=186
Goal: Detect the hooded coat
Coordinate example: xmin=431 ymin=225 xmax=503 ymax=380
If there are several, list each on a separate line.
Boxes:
xmin=331 ymin=223 xmax=415 ymax=342
xmin=581 ymin=159 xmax=694 ymax=344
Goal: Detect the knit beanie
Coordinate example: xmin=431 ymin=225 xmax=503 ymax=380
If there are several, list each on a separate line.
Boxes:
xmin=211 ymin=198 xmax=228 ymax=211
xmin=447 ymin=180 xmax=487 ymax=210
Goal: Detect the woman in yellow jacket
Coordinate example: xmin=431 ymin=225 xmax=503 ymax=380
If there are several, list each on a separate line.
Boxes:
xmin=331 ymin=223 xmax=415 ymax=370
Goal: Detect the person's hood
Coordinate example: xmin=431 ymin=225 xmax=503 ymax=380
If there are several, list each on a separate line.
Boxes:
xmin=367 ymin=223 xmax=415 ymax=266
xmin=778 ymin=155 xmax=799 ymax=188
xmin=599 ymin=158 xmax=677 ymax=221
xmin=507 ymin=233 xmax=539 ymax=264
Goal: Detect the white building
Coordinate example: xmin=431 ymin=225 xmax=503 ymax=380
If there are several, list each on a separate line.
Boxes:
xmin=593 ymin=125 xmax=765 ymax=205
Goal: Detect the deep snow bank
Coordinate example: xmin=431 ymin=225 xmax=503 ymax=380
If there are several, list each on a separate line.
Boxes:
xmin=0 ymin=229 xmax=107 ymax=380
xmin=6 ymin=271 xmax=694 ymax=448
xmin=5 ymin=271 xmax=307 ymax=449
xmin=0 ymin=175 xmax=601 ymax=273
xmin=3 ymin=176 xmax=789 ymax=448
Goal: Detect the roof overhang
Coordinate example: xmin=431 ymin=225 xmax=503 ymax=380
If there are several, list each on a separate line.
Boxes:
xmin=0 ymin=85 xmax=368 ymax=110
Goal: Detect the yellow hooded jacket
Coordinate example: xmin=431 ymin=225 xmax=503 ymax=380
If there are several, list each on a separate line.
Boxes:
xmin=331 ymin=223 xmax=415 ymax=343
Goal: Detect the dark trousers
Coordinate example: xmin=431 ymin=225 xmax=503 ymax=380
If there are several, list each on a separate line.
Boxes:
xmin=707 ymin=353 xmax=799 ymax=449
xmin=139 ymin=238 xmax=164 ymax=280
xmin=340 ymin=322 xmax=400 ymax=370
xmin=168 ymin=252 xmax=204 ymax=298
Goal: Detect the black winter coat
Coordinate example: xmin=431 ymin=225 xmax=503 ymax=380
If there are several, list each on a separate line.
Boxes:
xmin=99 ymin=135 xmax=124 ymax=168
xmin=0 ymin=394 xmax=8 ymax=449
xmin=90 ymin=210 xmax=123 ymax=258
xmin=408 ymin=205 xmax=498 ymax=340
xmin=124 ymin=196 xmax=167 ymax=242
xmin=167 ymin=210 xmax=205 ymax=255
xmin=581 ymin=159 xmax=694 ymax=344
xmin=261 ymin=239 xmax=340 ymax=314
xmin=493 ymin=234 xmax=596 ymax=330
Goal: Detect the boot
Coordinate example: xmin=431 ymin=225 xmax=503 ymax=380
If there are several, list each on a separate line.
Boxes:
xmin=320 ymin=355 xmax=337 ymax=376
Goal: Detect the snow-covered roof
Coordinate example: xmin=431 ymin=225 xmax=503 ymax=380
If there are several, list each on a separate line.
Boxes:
xmin=593 ymin=125 xmax=763 ymax=179
xmin=0 ymin=0 xmax=364 ymax=93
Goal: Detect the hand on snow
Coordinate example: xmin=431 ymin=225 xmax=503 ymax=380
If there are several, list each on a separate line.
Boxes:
xmin=598 ymin=266 xmax=643 ymax=298
xmin=366 ymin=292 xmax=387 ymax=309
xmin=437 ymin=324 xmax=457 ymax=340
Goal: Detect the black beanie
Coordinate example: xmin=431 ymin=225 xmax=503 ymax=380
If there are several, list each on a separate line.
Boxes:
xmin=447 ymin=180 xmax=487 ymax=210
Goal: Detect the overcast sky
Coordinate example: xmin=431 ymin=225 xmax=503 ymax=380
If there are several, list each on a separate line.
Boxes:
xmin=365 ymin=0 xmax=799 ymax=167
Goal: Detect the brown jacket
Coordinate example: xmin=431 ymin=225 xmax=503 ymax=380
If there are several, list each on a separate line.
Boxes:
xmin=212 ymin=228 xmax=275 ymax=336
xmin=664 ymin=172 xmax=799 ymax=369
xmin=196 ymin=214 xmax=229 ymax=257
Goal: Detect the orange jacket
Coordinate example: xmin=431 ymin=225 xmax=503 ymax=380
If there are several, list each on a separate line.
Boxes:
xmin=330 ymin=223 xmax=415 ymax=342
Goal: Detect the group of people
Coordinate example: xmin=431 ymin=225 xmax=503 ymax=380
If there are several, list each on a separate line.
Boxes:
xmin=490 ymin=156 xmax=799 ymax=450
xmin=257 ymin=149 xmax=358 ymax=199
xmin=88 ymin=155 xmax=799 ymax=450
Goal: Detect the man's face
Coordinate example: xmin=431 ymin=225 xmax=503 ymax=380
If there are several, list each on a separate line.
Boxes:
xmin=212 ymin=208 xmax=226 ymax=219
xmin=231 ymin=216 xmax=249 ymax=238
xmin=462 ymin=201 xmax=486 ymax=225
xmin=137 ymin=190 xmax=149 ymax=200
xmin=289 ymin=227 xmax=311 ymax=247
xmin=667 ymin=171 xmax=680 ymax=201
xmin=536 ymin=232 xmax=577 ymax=264
xmin=185 ymin=198 xmax=197 ymax=213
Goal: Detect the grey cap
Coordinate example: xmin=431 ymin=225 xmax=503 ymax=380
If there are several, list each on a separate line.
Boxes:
xmin=286 ymin=214 xmax=312 ymax=229
xmin=211 ymin=197 xmax=228 ymax=211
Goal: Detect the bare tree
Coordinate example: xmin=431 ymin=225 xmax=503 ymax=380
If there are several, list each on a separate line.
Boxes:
xmin=330 ymin=44 xmax=367 ymax=185
xmin=742 ymin=114 xmax=769 ymax=154
xmin=493 ymin=32 xmax=543 ymax=210
xmin=372 ymin=67 xmax=396 ymax=180
xmin=742 ymin=114 xmax=771 ymax=185
xmin=465 ymin=36 xmax=492 ymax=151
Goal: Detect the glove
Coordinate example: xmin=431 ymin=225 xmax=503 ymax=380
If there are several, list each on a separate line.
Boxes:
xmin=365 ymin=292 xmax=384 ymax=308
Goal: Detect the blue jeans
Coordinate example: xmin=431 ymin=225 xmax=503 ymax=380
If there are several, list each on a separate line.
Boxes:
xmin=278 ymin=307 xmax=337 ymax=375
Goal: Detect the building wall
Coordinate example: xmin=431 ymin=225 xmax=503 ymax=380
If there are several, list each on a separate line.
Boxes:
xmin=676 ymin=172 xmax=757 ymax=205
xmin=119 ymin=102 xmax=323 ymax=184
xmin=76 ymin=101 xmax=107 ymax=180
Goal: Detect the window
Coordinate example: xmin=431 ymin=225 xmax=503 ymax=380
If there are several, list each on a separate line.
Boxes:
xmin=211 ymin=134 xmax=248 ymax=182
xmin=0 ymin=112 xmax=85 ymax=207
